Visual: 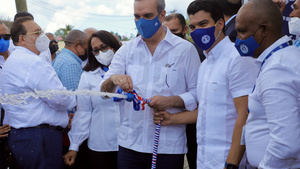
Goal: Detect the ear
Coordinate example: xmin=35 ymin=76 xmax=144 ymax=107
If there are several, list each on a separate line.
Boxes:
xmin=216 ymin=18 xmax=225 ymax=31
xmin=18 ymin=34 xmax=25 ymax=44
xmin=160 ymin=10 xmax=166 ymax=21
xmin=183 ymin=25 xmax=188 ymax=34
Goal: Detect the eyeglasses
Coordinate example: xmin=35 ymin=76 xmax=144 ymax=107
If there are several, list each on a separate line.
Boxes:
xmin=0 ymin=34 xmax=11 ymax=40
xmin=92 ymin=44 xmax=109 ymax=55
xmin=26 ymin=30 xmax=43 ymax=36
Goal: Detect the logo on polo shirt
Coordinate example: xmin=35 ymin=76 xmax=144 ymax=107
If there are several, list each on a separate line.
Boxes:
xmin=201 ymin=35 xmax=211 ymax=44
xmin=240 ymin=44 xmax=249 ymax=54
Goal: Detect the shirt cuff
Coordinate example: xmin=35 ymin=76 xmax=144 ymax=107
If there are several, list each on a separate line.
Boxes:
xmin=69 ymin=143 xmax=80 ymax=152
xmin=231 ymin=88 xmax=252 ymax=98
xmin=179 ymin=92 xmax=197 ymax=111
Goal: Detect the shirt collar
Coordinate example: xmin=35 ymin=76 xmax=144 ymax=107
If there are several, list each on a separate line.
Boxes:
xmin=256 ymin=35 xmax=291 ymax=63
xmin=225 ymin=14 xmax=237 ymax=26
xmin=61 ymin=48 xmax=83 ymax=64
xmin=136 ymin=26 xmax=181 ymax=47
xmin=15 ymin=46 xmax=39 ymax=56
xmin=204 ymin=36 xmax=231 ymax=60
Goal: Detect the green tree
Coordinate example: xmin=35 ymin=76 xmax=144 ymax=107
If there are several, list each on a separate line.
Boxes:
xmin=186 ymin=19 xmax=193 ymax=42
xmin=55 ymin=25 xmax=74 ymax=41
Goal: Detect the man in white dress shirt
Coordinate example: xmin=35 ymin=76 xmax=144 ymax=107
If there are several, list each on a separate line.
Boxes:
xmin=0 ymin=17 xmax=76 ymax=169
xmin=235 ymin=0 xmax=300 ymax=168
xmin=154 ymin=1 xmax=258 ymax=168
xmin=101 ymin=0 xmax=200 ymax=168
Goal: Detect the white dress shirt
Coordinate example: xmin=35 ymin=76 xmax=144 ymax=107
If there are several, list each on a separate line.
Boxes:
xmin=196 ymin=37 xmax=258 ymax=169
xmin=0 ymin=46 xmax=76 ymax=128
xmin=102 ymin=27 xmax=200 ymax=154
xmin=69 ymin=68 xmax=120 ymax=152
xmin=245 ymin=36 xmax=300 ymax=169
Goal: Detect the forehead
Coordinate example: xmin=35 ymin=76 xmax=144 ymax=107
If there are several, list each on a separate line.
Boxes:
xmin=22 ymin=20 xmax=41 ymax=32
xmin=0 ymin=24 xmax=8 ymax=34
xmin=164 ymin=18 xmax=181 ymax=28
xmin=46 ymin=34 xmax=55 ymax=40
xmin=134 ymin=0 xmax=158 ymax=15
xmin=189 ymin=10 xmax=214 ymax=25
xmin=91 ymin=37 xmax=104 ymax=47
xmin=235 ymin=4 xmax=256 ymax=29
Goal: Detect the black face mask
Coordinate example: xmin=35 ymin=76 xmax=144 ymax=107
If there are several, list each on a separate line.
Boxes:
xmin=79 ymin=49 xmax=88 ymax=61
xmin=174 ymin=32 xmax=185 ymax=39
xmin=49 ymin=40 xmax=58 ymax=54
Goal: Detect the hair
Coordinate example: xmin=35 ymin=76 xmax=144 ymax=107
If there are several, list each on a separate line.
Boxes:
xmin=165 ymin=13 xmax=186 ymax=30
xmin=135 ymin=0 xmax=165 ymax=13
xmin=10 ymin=16 xmax=33 ymax=45
xmin=217 ymin=0 xmax=242 ymax=17
xmin=187 ymin=0 xmax=224 ymax=23
xmin=64 ymin=29 xmax=87 ymax=47
xmin=187 ymin=0 xmax=225 ymax=32
xmin=84 ymin=30 xmax=121 ymax=72
xmin=14 ymin=11 xmax=34 ymax=21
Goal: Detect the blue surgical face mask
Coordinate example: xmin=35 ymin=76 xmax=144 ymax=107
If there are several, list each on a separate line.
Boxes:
xmin=235 ymin=36 xmax=259 ymax=57
xmin=135 ymin=15 xmax=161 ymax=39
xmin=0 ymin=38 xmax=9 ymax=53
xmin=191 ymin=26 xmax=216 ymax=50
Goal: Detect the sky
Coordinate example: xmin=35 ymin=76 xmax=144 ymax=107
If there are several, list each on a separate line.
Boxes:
xmin=0 ymin=0 xmax=194 ymax=37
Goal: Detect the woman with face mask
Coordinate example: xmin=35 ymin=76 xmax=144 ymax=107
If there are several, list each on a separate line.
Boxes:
xmin=64 ymin=30 xmax=121 ymax=169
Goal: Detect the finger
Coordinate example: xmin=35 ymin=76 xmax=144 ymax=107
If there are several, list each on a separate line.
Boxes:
xmin=148 ymin=99 xmax=156 ymax=107
xmin=126 ymin=76 xmax=133 ymax=91
xmin=121 ymin=83 xmax=130 ymax=92
xmin=0 ymin=134 xmax=8 ymax=138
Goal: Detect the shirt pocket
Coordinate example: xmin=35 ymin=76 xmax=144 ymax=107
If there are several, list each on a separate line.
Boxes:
xmin=206 ymin=81 xmax=227 ymax=105
xmin=126 ymin=65 xmax=144 ymax=85
xmin=165 ymin=65 xmax=185 ymax=91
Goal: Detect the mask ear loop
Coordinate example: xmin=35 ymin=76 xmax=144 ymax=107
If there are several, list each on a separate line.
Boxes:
xmin=214 ymin=19 xmax=223 ymax=41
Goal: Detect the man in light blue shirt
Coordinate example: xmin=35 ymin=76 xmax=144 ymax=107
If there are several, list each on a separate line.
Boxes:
xmin=52 ymin=29 xmax=88 ymax=169
xmin=53 ymin=30 xmax=88 ymax=91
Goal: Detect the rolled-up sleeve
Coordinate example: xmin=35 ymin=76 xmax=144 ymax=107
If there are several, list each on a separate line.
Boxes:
xmin=258 ymin=65 xmax=300 ymax=169
xmin=179 ymin=44 xmax=200 ymax=111
xmin=228 ymin=56 xmax=258 ymax=98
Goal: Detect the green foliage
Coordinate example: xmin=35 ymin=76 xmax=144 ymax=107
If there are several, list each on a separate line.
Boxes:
xmin=185 ymin=19 xmax=193 ymax=43
xmin=55 ymin=25 xmax=74 ymax=41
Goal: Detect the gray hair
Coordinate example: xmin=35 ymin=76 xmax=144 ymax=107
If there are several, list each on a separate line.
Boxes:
xmin=135 ymin=0 xmax=165 ymax=13
xmin=157 ymin=0 xmax=165 ymax=13
xmin=65 ymin=29 xmax=87 ymax=46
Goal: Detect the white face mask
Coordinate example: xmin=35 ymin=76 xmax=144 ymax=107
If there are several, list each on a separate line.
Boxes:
xmin=95 ymin=49 xmax=114 ymax=66
xmin=289 ymin=17 xmax=300 ymax=36
xmin=8 ymin=38 xmax=15 ymax=55
xmin=35 ymin=33 xmax=50 ymax=52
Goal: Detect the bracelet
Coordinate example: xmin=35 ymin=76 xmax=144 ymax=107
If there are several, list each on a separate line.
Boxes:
xmin=224 ymin=162 xmax=239 ymax=169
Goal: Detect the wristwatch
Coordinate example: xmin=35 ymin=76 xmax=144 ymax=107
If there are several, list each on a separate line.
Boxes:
xmin=224 ymin=162 xmax=239 ymax=169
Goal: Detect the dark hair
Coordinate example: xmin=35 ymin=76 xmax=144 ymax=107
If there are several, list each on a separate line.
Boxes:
xmin=83 ymin=30 xmax=121 ymax=72
xmin=165 ymin=13 xmax=186 ymax=30
xmin=187 ymin=0 xmax=224 ymax=23
xmin=14 ymin=11 xmax=34 ymax=21
xmin=217 ymin=0 xmax=241 ymax=17
xmin=11 ymin=17 xmax=33 ymax=45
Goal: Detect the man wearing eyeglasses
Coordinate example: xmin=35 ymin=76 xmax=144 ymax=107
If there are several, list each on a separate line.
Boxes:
xmin=0 ymin=17 xmax=76 ymax=169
